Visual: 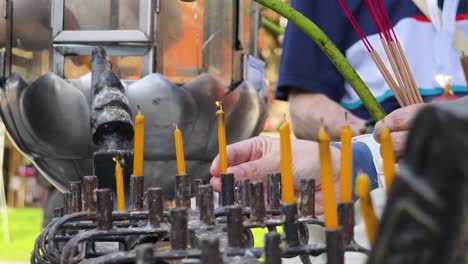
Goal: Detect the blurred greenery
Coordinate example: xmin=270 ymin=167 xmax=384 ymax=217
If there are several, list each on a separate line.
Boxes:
xmin=0 ymin=208 xmax=43 ymax=260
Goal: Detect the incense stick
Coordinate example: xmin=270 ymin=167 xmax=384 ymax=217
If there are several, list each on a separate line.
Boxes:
xmin=396 ymin=42 xmax=423 ymax=103
xmin=380 ymin=38 xmax=410 ymax=105
xmin=374 ymin=0 xmax=422 ymax=104
xmin=369 ymin=50 xmax=405 ymax=106
xmin=389 ymin=41 xmax=416 ymax=104
xmin=462 ymin=52 xmax=468 ymax=84
xmin=338 ymin=0 xmax=406 ymax=107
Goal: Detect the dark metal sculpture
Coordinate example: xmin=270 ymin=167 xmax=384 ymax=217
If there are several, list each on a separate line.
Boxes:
xmin=0 ymin=47 xmax=268 ymax=197
xmin=369 ymin=101 xmax=468 ymax=264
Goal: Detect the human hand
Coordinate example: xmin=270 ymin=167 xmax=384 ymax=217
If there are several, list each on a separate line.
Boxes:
xmin=210 ymin=136 xmax=341 ymax=213
xmin=373 ymin=104 xmax=425 ymax=159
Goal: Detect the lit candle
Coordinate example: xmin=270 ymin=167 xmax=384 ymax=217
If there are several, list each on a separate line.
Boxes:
xmin=380 ymin=126 xmax=395 ymax=192
xmin=355 ymin=173 xmax=378 ymax=243
xmin=133 ymin=106 xmax=144 ymax=177
xmin=174 ymin=124 xmax=186 ymax=175
xmin=279 ymin=121 xmax=295 ymax=204
xmin=318 ymin=125 xmax=338 ymax=230
xmin=113 ymin=157 xmax=126 ymax=211
xmin=339 ymin=115 xmax=352 ymax=203
xmin=216 ymin=101 xmax=228 ymax=174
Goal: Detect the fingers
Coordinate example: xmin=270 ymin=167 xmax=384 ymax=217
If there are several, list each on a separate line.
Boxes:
xmin=211 ymin=158 xmax=276 ymax=192
xmin=377 ymin=130 xmax=407 ymax=161
xmin=373 ymin=104 xmax=424 ymax=141
xmin=210 ymin=137 xmax=266 ymax=177
xmin=391 ymin=131 xmax=407 ymax=160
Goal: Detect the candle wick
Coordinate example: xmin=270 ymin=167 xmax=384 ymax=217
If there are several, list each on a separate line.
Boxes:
xmin=345 ymin=112 xmax=348 ymax=124
xmin=173 ymin=123 xmax=178 ymax=129
xmin=215 ymin=101 xmax=223 ymax=111
xmin=137 ymin=105 xmax=141 ymax=111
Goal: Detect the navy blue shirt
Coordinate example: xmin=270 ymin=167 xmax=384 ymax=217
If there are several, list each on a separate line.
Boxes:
xmin=277 ymin=0 xmax=468 ymax=120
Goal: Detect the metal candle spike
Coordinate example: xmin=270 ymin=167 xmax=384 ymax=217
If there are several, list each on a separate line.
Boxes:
xmin=338 ymin=202 xmax=354 ymax=245
xmin=170 ymin=208 xmax=188 ymax=250
xmin=226 ymin=206 xmax=244 ymax=248
xmin=267 ymin=172 xmax=281 ymax=210
xmin=82 ymin=176 xmax=98 ymax=213
xmin=237 ymin=179 xmax=250 ymax=208
xmin=63 ymin=191 xmax=71 ymax=215
xmin=282 ymin=203 xmax=300 ymax=247
xmin=325 ymin=228 xmax=345 ymax=264
xmin=200 ymin=238 xmax=223 ymax=264
xmin=265 ymin=232 xmax=282 ymax=264
xmin=192 ymin=179 xmax=203 ymax=209
xmin=175 ymin=174 xmax=191 ymax=208
xmin=129 ymin=175 xmax=145 ymax=211
xmin=221 ymin=173 xmax=235 ymax=206
xmin=249 ymin=181 xmax=266 ymax=222
xmin=96 ymin=189 xmax=113 ymax=231
xmin=147 ymin=187 xmax=164 ymax=228
xmin=136 ymin=244 xmax=154 ymax=264
xmin=300 ymin=178 xmax=315 ymax=218
xmin=198 ymin=185 xmax=215 ymax=225
xmin=69 ymin=181 xmax=82 ymax=213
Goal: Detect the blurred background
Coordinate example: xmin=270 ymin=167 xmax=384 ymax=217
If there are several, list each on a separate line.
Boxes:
xmin=0 ymin=0 xmax=290 ymax=261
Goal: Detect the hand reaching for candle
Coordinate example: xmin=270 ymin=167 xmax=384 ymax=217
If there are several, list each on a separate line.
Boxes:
xmin=373 ymin=104 xmax=424 ymax=159
xmin=373 ymin=96 xmax=468 ymax=159
xmin=210 ymin=136 xmax=341 ymax=211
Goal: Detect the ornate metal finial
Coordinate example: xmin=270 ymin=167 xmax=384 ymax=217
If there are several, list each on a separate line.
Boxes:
xmin=90 ymin=46 xmax=134 ymax=151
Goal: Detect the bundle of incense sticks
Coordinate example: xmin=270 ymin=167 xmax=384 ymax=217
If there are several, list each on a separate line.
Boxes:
xmin=338 ymin=0 xmax=423 ymax=107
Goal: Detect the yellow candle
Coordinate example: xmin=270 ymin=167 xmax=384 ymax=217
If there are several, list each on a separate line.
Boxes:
xmin=133 ymin=106 xmax=144 ymax=176
xmin=318 ymin=125 xmax=338 ymax=230
xmin=113 ymin=157 xmax=126 ymax=211
xmin=380 ymin=126 xmax=395 ymax=192
xmin=279 ymin=122 xmax=295 ymax=204
xmin=174 ymin=125 xmax=186 ymax=175
xmin=339 ymin=122 xmax=352 ymax=203
xmin=355 ymin=173 xmax=378 ymax=243
xmin=443 ymin=80 xmax=452 ymax=97
xmin=216 ymin=101 xmax=228 ymax=174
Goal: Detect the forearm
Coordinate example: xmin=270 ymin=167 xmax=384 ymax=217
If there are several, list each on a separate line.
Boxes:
xmin=288 ymin=89 xmax=366 ymax=140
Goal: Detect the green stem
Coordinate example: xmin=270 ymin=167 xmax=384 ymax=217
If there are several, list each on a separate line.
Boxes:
xmin=261 ymin=16 xmax=285 ymax=35
xmin=254 ymin=0 xmax=386 ymax=121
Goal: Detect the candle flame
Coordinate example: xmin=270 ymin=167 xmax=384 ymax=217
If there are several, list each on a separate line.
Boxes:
xmin=434 ymin=74 xmax=452 ymax=90
xmin=112 ymin=157 xmax=118 ymax=163
xmin=215 ymin=101 xmax=223 ymax=110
